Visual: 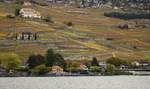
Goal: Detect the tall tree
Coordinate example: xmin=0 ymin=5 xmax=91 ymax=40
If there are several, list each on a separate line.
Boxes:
xmin=46 ymin=49 xmax=66 ymax=68
xmin=54 ymin=53 xmax=66 ymax=69
xmin=45 ymin=49 xmax=56 ymax=67
xmin=91 ymin=57 xmax=99 ymax=66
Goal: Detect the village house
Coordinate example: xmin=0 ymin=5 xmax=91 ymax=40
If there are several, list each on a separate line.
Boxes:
xmin=78 ymin=63 xmax=89 ymax=74
xmin=51 ymin=65 xmax=64 ymax=74
xmin=132 ymin=61 xmax=150 ymax=69
xmin=20 ymin=2 xmax=41 ymax=18
xmin=16 ymin=32 xmax=38 ymax=40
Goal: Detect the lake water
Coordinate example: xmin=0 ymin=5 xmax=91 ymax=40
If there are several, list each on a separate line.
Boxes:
xmin=0 ymin=76 xmax=150 ymax=89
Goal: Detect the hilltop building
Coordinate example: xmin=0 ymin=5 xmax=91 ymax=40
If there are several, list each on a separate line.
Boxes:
xmin=20 ymin=2 xmax=41 ymax=18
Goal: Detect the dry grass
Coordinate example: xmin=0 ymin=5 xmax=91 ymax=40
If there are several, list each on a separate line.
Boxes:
xmin=0 ymin=3 xmax=150 ymax=61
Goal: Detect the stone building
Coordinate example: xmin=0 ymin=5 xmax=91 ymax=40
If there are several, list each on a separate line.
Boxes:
xmin=16 ymin=32 xmax=38 ymax=40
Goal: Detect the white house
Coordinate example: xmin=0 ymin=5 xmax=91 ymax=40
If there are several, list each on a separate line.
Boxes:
xmin=20 ymin=2 xmax=41 ymax=18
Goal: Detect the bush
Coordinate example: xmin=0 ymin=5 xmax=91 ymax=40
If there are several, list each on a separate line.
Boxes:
xmin=0 ymin=53 xmax=21 ymax=72
xmin=64 ymin=21 xmax=74 ymax=27
xmin=34 ymin=64 xmax=48 ymax=75
xmin=89 ymin=66 xmax=101 ymax=73
xmin=66 ymin=61 xmax=80 ymax=73
xmin=105 ymin=64 xmax=116 ymax=75
xmin=114 ymin=70 xmax=133 ymax=75
xmin=6 ymin=14 xmax=15 ymax=19
xmin=27 ymin=54 xmax=45 ymax=68
xmin=66 ymin=67 xmax=79 ymax=73
xmin=104 ymin=12 xmax=150 ymax=19
xmin=106 ymin=57 xmax=128 ymax=67
xmin=43 ymin=15 xmax=53 ymax=23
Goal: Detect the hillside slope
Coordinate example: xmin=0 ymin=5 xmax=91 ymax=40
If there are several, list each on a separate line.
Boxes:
xmin=0 ymin=2 xmax=150 ymax=62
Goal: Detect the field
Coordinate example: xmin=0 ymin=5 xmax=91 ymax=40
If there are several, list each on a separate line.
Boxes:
xmin=0 ymin=2 xmax=150 ymax=62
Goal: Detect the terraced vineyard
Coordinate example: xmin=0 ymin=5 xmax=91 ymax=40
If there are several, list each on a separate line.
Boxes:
xmin=0 ymin=2 xmax=150 ymax=62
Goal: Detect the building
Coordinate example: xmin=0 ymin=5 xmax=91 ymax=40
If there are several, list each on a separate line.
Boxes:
xmin=16 ymin=32 xmax=38 ymax=40
xmin=79 ymin=63 xmax=88 ymax=71
xmin=20 ymin=2 xmax=41 ymax=18
xmin=79 ymin=63 xmax=89 ymax=74
xmin=51 ymin=65 xmax=64 ymax=74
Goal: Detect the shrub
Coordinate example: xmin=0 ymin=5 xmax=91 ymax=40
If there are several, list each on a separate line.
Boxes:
xmin=0 ymin=53 xmax=21 ymax=72
xmin=66 ymin=61 xmax=80 ymax=73
xmin=43 ymin=15 xmax=53 ymax=23
xmin=6 ymin=14 xmax=15 ymax=19
xmin=34 ymin=64 xmax=48 ymax=75
xmin=66 ymin=67 xmax=79 ymax=73
xmin=89 ymin=66 xmax=101 ymax=73
xmin=106 ymin=57 xmax=128 ymax=66
xmin=64 ymin=21 xmax=74 ymax=27
xmin=27 ymin=54 xmax=45 ymax=68
xmin=105 ymin=64 xmax=116 ymax=75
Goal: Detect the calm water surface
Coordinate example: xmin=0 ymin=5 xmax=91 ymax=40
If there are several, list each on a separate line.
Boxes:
xmin=0 ymin=76 xmax=150 ymax=89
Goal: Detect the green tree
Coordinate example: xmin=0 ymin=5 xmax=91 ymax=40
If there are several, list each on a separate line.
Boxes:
xmin=105 ymin=64 xmax=115 ymax=75
xmin=15 ymin=8 xmax=20 ymax=16
xmin=31 ymin=64 xmax=48 ymax=75
xmin=54 ymin=53 xmax=66 ymax=69
xmin=66 ymin=61 xmax=80 ymax=73
xmin=89 ymin=66 xmax=101 ymax=73
xmin=0 ymin=53 xmax=21 ymax=72
xmin=46 ymin=49 xmax=66 ymax=68
xmin=46 ymin=49 xmax=56 ymax=67
xmin=27 ymin=54 xmax=45 ymax=68
xmin=106 ymin=57 xmax=126 ymax=66
xmin=91 ymin=57 xmax=99 ymax=66
xmin=43 ymin=15 xmax=53 ymax=22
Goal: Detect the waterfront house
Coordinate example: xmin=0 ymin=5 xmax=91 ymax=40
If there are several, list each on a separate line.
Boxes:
xmin=79 ymin=63 xmax=89 ymax=74
xmin=79 ymin=63 xmax=88 ymax=70
xmin=132 ymin=61 xmax=150 ymax=68
xmin=139 ymin=61 xmax=150 ymax=66
xmin=51 ymin=65 xmax=64 ymax=74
